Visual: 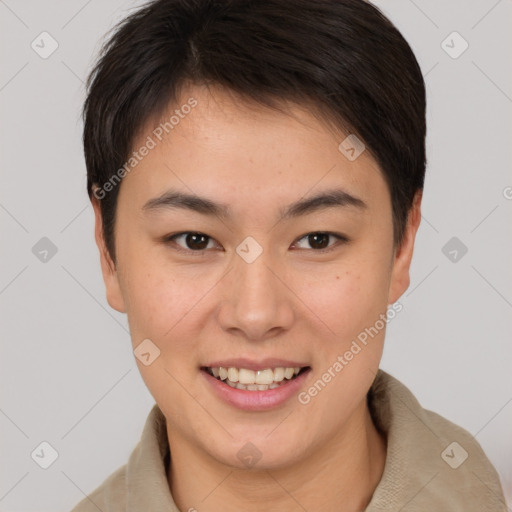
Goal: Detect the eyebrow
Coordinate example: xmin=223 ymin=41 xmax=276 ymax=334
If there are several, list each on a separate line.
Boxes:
xmin=142 ymin=187 xmax=367 ymax=220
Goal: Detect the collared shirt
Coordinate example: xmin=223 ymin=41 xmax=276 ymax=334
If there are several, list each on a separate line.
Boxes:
xmin=71 ymin=370 xmax=507 ymax=511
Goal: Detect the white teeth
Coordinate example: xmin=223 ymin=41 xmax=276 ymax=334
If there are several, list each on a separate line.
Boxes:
xmin=238 ymin=368 xmax=256 ymax=385
xmin=255 ymin=369 xmax=274 ymax=385
xmin=273 ymin=367 xmax=285 ymax=382
xmin=284 ymin=367 xmax=295 ymax=380
xmin=227 ymin=367 xmax=239 ymax=382
xmin=207 ymin=365 xmax=306 ymax=390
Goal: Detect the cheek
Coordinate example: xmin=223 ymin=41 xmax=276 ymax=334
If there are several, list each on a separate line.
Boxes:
xmin=118 ymin=245 xmax=223 ymax=361
xmin=123 ymin=271 xmax=201 ymax=343
xmin=298 ymin=258 xmax=391 ymax=345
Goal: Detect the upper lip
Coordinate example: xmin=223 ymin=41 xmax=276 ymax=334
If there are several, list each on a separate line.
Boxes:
xmin=203 ymin=358 xmax=310 ymax=371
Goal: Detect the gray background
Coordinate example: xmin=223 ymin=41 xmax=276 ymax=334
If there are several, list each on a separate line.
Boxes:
xmin=1 ymin=0 xmax=511 ymax=510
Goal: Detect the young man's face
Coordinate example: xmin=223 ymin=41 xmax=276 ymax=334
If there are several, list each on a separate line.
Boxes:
xmin=93 ymin=84 xmax=420 ymax=469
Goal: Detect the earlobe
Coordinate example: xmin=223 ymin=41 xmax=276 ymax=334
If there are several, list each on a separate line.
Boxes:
xmin=91 ymin=196 xmax=126 ymax=313
xmin=387 ymin=190 xmax=422 ymax=305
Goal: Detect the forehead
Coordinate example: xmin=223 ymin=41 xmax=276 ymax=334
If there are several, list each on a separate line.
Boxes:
xmin=120 ymin=84 xmax=387 ymax=212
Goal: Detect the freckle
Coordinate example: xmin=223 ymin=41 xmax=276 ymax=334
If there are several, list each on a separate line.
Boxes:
xmin=336 ymin=275 xmax=340 ymax=279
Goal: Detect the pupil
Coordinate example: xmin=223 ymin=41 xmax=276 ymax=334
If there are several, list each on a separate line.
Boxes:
xmin=309 ymin=233 xmax=329 ymax=249
xmin=187 ymin=233 xmax=208 ymax=250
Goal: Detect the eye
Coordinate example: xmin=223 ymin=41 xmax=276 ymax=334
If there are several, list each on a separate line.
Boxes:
xmin=164 ymin=232 xmax=220 ymax=252
xmin=292 ymin=232 xmax=348 ymax=252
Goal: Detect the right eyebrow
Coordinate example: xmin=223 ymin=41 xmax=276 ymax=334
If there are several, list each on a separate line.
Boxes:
xmin=142 ymin=187 xmax=367 ymax=220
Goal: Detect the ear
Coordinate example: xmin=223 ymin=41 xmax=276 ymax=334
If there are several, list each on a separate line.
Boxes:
xmin=388 ymin=190 xmax=422 ymax=304
xmin=91 ymin=195 xmax=126 ymax=313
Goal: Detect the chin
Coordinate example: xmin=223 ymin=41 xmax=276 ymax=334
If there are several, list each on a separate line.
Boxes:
xmin=204 ymin=432 xmax=306 ymax=471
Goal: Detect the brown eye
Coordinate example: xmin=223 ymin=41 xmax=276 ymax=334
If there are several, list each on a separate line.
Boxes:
xmin=307 ymin=233 xmax=330 ymax=249
xmin=293 ymin=232 xmax=348 ymax=251
xmin=166 ymin=232 xmax=216 ymax=251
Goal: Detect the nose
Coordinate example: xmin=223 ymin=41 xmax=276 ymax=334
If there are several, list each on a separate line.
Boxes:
xmin=217 ymin=246 xmax=295 ymax=342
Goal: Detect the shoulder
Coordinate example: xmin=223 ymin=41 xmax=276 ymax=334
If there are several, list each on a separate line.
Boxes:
xmin=367 ymin=370 xmax=507 ymax=511
xmin=69 ymin=463 xmax=127 ymax=512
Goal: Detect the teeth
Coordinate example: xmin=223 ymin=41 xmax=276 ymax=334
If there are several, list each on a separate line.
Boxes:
xmin=238 ymin=368 xmax=255 ymax=385
xmin=274 ymin=367 xmax=285 ymax=382
xmin=207 ymin=365 xmax=306 ymax=391
xmin=255 ymin=369 xmax=274 ymax=385
xmin=227 ymin=367 xmax=239 ymax=382
xmin=284 ymin=367 xmax=295 ymax=380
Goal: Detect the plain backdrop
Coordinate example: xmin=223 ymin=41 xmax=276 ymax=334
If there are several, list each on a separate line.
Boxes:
xmin=1 ymin=0 xmax=511 ymax=510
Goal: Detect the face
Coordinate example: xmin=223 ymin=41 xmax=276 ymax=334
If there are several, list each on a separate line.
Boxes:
xmin=93 ymin=84 xmax=421 ymax=470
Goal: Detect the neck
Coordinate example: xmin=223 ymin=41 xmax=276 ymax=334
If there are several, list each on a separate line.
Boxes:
xmin=167 ymin=400 xmax=386 ymax=512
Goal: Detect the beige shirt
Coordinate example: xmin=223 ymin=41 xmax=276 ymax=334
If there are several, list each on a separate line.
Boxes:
xmin=71 ymin=370 xmax=507 ymax=511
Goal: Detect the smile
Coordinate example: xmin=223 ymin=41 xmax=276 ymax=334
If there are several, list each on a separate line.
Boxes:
xmin=202 ymin=366 xmax=310 ymax=391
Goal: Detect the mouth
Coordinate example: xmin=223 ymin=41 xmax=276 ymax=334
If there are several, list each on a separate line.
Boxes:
xmin=201 ymin=365 xmax=311 ymax=391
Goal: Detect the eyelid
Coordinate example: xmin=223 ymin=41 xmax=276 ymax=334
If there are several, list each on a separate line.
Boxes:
xmin=163 ymin=232 xmax=222 ymax=254
xmin=163 ymin=231 xmax=349 ymax=254
xmin=292 ymin=232 xmax=349 ymax=252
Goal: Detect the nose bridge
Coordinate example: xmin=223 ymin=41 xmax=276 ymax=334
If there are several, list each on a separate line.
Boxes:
xmin=218 ymin=240 xmax=294 ymax=340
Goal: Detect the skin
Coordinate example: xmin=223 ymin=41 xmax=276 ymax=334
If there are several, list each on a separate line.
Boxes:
xmin=92 ymin=83 xmax=422 ymax=511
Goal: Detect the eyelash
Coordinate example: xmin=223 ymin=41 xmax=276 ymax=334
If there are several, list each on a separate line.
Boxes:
xmin=162 ymin=231 xmax=350 ymax=255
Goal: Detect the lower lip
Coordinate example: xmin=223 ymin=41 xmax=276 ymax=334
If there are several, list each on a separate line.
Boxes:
xmin=201 ymin=368 xmax=311 ymax=411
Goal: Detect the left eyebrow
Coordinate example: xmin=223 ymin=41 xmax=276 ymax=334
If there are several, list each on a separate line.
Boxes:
xmin=280 ymin=188 xmax=367 ymax=219
xmin=142 ymin=187 xmax=367 ymax=220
